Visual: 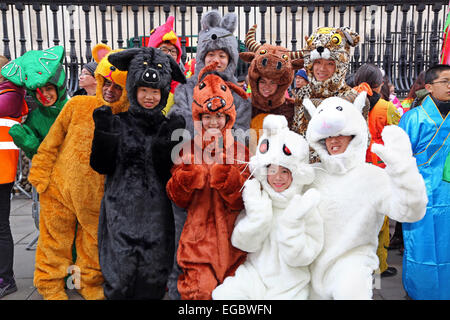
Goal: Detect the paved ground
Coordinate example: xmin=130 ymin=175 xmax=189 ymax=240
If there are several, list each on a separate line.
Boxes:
xmin=3 ymin=195 xmax=409 ymax=300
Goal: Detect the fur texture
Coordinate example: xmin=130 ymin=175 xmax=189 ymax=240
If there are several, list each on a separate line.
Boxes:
xmin=292 ymin=27 xmax=363 ymax=140
xmin=304 ymin=94 xmax=427 ymax=300
xmin=212 ymin=115 xmax=323 ymax=300
xmin=91 ymin=47 xmax=186 ymax=299
xmin=28 ymin=44 xmax=129 ymax=300
xmin=167 ymin=10 xmax=251 ymax=137
xmin=166 ymin=64 xmax=250 ymax=300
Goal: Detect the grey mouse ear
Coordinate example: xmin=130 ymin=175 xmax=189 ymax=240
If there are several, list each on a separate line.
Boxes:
xmin=221 ymin=13 xmax=237 ymax=33
xmin=201 ymin=11 xmax=221 ymax=30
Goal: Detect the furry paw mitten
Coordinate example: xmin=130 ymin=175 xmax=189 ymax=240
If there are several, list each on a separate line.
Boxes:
xmin=175 ymin=164 xmax=208 ymax=191
xmin=93 ymin=105 xmax=118 ymax=132
xmin=210 ymin=164 xmax=242 ymax=193
xmin=371 ymin=125 xmax=416 ymax=175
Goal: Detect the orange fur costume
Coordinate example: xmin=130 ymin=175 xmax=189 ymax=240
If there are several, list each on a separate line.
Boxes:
xmin=166 ymin=62 xmax=250 ymax=300
xmin=28 ymin=44 xmax=129 ymax=300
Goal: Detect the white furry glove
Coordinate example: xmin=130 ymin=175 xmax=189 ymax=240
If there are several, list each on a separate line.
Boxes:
xmin=371 ymin=125 xmax=417 ymax=175
xmin=232 ymin=178 xmax=273 ymax=252
xmin=278 ymin=188 xmax=323 ymax=267
xmin=282 ymin=188 xmax=321 ymax=222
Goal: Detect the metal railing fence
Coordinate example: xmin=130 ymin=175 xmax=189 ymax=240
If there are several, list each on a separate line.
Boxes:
xmin=0 ymin=1 xmax=448 ymax=97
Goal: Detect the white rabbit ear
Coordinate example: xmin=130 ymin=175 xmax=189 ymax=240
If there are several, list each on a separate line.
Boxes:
xmin=303 ymin=98 xmax=317 ymax=118
xmin=353 ymin=91 xmax=367 ymax=114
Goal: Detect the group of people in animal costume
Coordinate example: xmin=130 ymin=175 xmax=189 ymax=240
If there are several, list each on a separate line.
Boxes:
xmin=2 ymin=8 xmax=446 ymax=301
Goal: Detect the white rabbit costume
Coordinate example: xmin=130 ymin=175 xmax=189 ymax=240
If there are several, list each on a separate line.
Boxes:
xmin=212 ymin=115 xmax=324 ymax=300
xmin=304 ymin=92 xmax=427 ymax=300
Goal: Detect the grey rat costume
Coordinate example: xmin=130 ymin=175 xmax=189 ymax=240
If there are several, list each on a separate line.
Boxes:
xmin=90 ymin=47 xmax=186 ymax=299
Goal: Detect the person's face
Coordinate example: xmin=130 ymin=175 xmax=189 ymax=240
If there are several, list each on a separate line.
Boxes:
xmin=425 ymin=70 xmax=450 ymax=102
xmin=258 ymin=77 xmax=278 ymax=98
xmin=158 ymin=42 xmax=178 ymax=61
xmin=267 ymin=164 xmax=293 ymax=193
xmin=136 ymin=86 xmax=161 ymax=109
xmin=325 ymin=135 xmax=353 ymax=155
xmin=312 ymin=58 xmax=336 ymax=82
xmin=204 ymin=50 xmax=229 ymax=73
xmin=36 ymin=83 xmax=57 ymax=107
xmin=201 ymin=112 xmax=227 ymax=133
xmin=102 ymin=79 xmax=123 ymax=103
xmin=79 ymin=68 xmax=96 ymax=89
xmin=295 ymin=76 xmax=308 ymax=89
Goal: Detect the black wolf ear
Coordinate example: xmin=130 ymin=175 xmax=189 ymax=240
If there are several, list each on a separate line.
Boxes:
xmin=107 ymin=48 xmax=141 ymax=71
xmin=168 ymin=55 xmax=186 ymax=84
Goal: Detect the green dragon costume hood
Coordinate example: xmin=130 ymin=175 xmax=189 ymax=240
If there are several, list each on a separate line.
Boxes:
xmin=1 ymin=46 xmax=68 ymax=111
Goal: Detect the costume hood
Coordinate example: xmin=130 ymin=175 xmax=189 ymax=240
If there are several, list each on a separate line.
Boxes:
xmin=305 ymin=91 xmax=368 ymax=174
xmin=240 ymin=24 xmax=303 ymax=111
xmin=192 ymin=62 xmax=247 ymax=149
xmin=298 ymin=27 xmax=359 ymax=98
xmin=1 ymin=46 xmax=68 ymax=111
xmin=195 ymin=11 xmax=239 ymax=82
xmin=92 ymin=43 xmax=129 ymax=114
xmin=147 ymin=16 xmax=182 ymax=64
xmin=108 ymin=47 xmax=186 ymax=117
xmin=250 ymin=114 xmax=314 ymax=201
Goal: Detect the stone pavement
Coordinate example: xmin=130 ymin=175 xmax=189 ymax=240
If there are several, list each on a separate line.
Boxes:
xmin=3 ymin=195 xmax=409 ymax=300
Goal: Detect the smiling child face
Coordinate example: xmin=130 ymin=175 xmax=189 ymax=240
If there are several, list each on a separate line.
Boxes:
xmin=267 ymin=164 xmax=293 ymax=193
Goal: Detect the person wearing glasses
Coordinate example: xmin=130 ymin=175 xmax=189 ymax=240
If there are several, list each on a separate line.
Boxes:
xmin=147 ymin=16 xmax=185 ymax=115
xmin=74 ymin=61 xmax=97 ymax=96
xmin=398 ymin=64 xmax=450 ymax=300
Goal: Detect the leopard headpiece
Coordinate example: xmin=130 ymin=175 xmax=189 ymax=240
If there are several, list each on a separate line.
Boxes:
xmin=299 ymin=27 xmax=359 ymax=98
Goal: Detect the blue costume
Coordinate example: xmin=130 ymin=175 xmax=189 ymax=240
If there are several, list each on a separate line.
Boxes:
xmin=398 ymin=94 xmax=450 ymax=300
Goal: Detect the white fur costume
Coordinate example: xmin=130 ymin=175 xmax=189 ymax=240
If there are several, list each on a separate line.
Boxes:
xmin=212 ymin=115 xmax=323 ymax=300
xmin=304 ymin=92 xmax=427 ymax=300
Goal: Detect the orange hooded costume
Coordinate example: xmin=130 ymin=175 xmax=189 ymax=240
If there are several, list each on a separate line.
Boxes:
xmin=166 ymin=62 xmax=250 ymax=300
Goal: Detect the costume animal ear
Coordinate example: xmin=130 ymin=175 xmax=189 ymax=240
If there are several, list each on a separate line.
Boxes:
xmin=303 ymin=98 xmax=317 ymax=118
xmin=341 ymin=27 xmax=360 ymax=47
xmin=92 ymin=44 xmax=112 ymax=63
xmin=107 ymin=48 xmax=141 ymax=71
xmin=353 ymin=91 xmax=367 ymax=113
xmin=239 ymin=52 xmax=256 ymax=63
xmin=221 ymin=13 xmax=237 ymax=33
xmin=291 ymin=58 xmax=304 ymax=71
xmin=225 ymin=81 xmax=248 ymax=100
xmin=201 ymin=11 xmax=221 ymax=30
xmin=198 ymin=61 xmax=219 ymax=81
xmin=169 ymin=55 xmax=186 ymax=84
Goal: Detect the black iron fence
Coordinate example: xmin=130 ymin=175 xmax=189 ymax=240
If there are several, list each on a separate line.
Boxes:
xmin=0 ymin=1 xmax=448 ymax=97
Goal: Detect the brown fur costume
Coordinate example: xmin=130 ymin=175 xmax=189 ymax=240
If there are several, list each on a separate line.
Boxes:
xmin=166 ymin=62 xmax=250 ymax=300
xmin=240 ymin=24 xmax=303 ymax=146
xmin=292 ymin=27 xmax=366 ymax=138
xmin=28 ymin=44 xmax=129 ymax=300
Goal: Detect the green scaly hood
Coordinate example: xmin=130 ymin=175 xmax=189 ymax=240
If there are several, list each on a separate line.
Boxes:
xmin=1 ymin=46 xmax=68 ymax=111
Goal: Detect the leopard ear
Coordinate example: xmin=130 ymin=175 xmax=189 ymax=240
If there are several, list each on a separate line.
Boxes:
xmin=341 ymin=27 xmax=360 ymax=47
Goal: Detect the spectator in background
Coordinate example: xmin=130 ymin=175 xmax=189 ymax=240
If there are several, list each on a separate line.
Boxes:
xmin=401 ymin=70 xmax=427 ymax=112
xmin=380 ymin=75 xmax=404 ymax=115
xmin=0 ymin=55 xmax=26 ymax=299
xmin=353 ymin=63 xmax=402 ymax=279
xmin=73 ymin=61 xmax=97 ymax=96
xmin=295 ymin=68 xmax=309 ymax=91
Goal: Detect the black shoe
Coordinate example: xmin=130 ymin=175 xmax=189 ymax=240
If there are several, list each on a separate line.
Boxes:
xmin=0 ymin=278 xmax=18 ymax=299
xmin=381 ymin=267 xmax=398 ymax=278
xmin=388 ymin=235 xmax=403 ymax=250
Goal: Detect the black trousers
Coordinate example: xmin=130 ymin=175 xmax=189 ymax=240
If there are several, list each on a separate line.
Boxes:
xmin=0 ymin=182 xmax=14 ymax=282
